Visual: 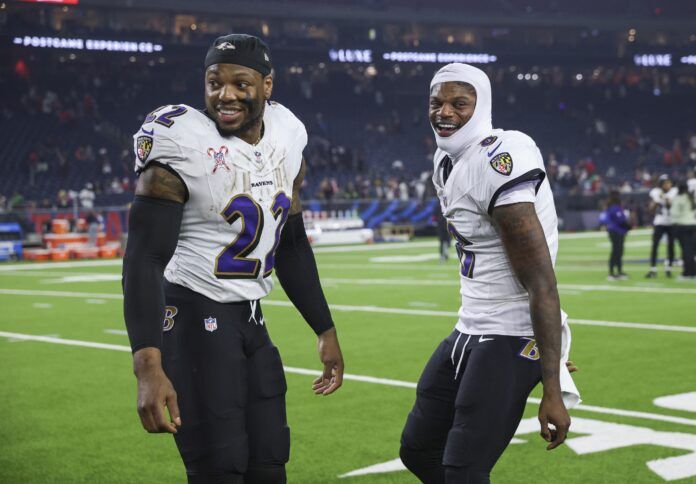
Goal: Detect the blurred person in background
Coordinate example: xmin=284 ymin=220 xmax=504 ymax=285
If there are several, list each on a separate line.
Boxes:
xmin=86 ymin=211 xmax=102 ymax=247
xmin=79 ymin=182 xmax=96 ymax=209
xmin=671 ymin=182 xmax=696 ymax=279
xmin=601 ymin=190 xmax=631 ymax=280
xmin=646 ymin=175 xmax=678 ymax=278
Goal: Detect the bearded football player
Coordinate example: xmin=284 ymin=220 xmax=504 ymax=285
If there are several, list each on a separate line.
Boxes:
xmin=122 ymin=34 xmax=344 ymax=484
xmin=399 ymin=63 xmax=580 ymax=483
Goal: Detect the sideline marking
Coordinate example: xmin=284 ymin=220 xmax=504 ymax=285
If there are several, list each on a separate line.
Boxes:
xmin=0 ymin=260 xmax=122 ymax=272
xmin=0 ymin=288 xmax=694 ymax=333
xmin=43 ymin=275 xmax=122 ymax=284
xmin=104 ymin=329 xmax=129 ymax=336
xmin=2 ymin=331 xmax=696 ymax=428
xmin=316 ymin=278 xmax=696 ymax=295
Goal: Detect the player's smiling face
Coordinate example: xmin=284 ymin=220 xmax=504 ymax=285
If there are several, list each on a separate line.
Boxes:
xmin=204 ymin=64 xmax=273 ymax=138
xmin=429 ymin=81 xmax=477 ymax=137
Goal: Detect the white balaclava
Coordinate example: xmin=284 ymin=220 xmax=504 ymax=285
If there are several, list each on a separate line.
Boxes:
xmin=430 ymin=63 xmax=493 ymax=157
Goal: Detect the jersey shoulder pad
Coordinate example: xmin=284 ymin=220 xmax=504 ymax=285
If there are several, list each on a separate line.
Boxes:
xmin=266 ymin=101 xmax=306 ymax=141
xmin=133 ymin=104 xmax=196 ymax=173
xmin=476 ymin=130 xmax=545 ymax=213
xmin=483 ymin=130 xmax=542 ymax=179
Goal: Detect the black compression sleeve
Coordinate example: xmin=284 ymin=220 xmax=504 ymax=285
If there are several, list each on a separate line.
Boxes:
xmin=274 ymin=213 xmax=335 ymax=335
xmin=122 ymin=195 xmax=183 ymax=353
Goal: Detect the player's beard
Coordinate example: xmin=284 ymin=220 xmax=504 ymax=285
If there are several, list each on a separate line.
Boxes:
xmin=215 ymin=96 xmax=265 ymax=138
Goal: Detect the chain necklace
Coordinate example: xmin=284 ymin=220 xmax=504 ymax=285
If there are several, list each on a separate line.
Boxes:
xmin=252 ymin=123 xmax=265 ymax=146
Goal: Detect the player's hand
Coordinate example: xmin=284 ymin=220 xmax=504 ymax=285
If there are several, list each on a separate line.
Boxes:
xmin=565 ymin=360 xmax=579 ymax=373
xmin=538 ymin=391 xmax=570 ymax=450
xmin=313 ymin=327 xmax=344 ymax=396
xmin=133 ymin=348 xmax=181 ymax=434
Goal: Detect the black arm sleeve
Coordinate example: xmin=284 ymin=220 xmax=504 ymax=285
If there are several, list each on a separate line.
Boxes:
xmin=274 ymin=213 xmax=335 ymax=335
xmin=122 ymin=195 xmax=183 ymax=353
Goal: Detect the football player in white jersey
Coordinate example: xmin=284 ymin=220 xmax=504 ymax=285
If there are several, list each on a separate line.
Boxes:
xmin=646 ymin=175 xmax=678 ymax=278
xmin=122 ymin=34 xmax=344 ymax=484
xmin=399 ymin=63 xmax=577 ymax=483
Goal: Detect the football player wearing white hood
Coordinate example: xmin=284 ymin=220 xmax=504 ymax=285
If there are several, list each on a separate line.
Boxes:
xmin=399 ymin=63 xmax=576 ymax=483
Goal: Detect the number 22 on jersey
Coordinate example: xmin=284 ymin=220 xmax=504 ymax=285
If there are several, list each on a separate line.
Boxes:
xmin=214 ymin=192 xmax=291 ymax=279
xmin=447 ymin=221 xmax=475 ymax=279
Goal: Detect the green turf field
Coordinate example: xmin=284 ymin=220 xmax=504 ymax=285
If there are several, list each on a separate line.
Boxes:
xmin=1 ymin=229 xmax=695 ymax=483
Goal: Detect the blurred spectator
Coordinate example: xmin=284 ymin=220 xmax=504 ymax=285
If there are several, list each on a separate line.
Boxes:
xmin=79 ymin=183 xmax=96 ymax=209
xmin=671 ymin=182 xmax=696 ymax=278
xmin=55 ymin=190 xmax=72 ymax=209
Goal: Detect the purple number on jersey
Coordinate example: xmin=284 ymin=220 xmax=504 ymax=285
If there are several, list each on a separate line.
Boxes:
xmin=144 ymin=105 xmax=166 ymax=124
xmin=154 ymin=105 xmax=188 ymax=128
xmin=215 ymin=194 xmax=264 ymax=279
xmin=263 ymin=192 xmax=292 ymax=277
xmin=447 ymin=222 xmax=475 ymax=278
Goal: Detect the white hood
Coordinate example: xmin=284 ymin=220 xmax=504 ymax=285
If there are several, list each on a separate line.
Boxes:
xmin=430 ymin=63 xmax=493 ymax=157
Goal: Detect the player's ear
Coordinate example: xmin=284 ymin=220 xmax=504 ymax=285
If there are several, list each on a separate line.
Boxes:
xmin=263 ymin=73 xmax=274 ymax=100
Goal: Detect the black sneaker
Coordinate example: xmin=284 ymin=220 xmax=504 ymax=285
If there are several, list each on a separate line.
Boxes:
xmin=645 ymin=271 xmax=657 ymax=278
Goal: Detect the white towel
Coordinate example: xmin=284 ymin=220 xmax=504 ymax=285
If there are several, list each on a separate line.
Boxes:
xmin=560 ymin=310 xmax=581 ymax=409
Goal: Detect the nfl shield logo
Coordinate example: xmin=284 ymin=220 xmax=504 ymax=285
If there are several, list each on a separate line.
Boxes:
xmin=204 ymin=317 xmax=218 ymax=332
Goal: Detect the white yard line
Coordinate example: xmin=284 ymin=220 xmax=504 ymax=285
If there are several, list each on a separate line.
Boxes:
xmin=558 ymin=228 xmax=651 ymax=239
xmin=0 ymin=289 xmax=123 ymax=299
xmin=0 ymin=270 xmax=119 ymax=278
xmin=0 ymin=260 xmax=123 ymax=271
xmin=1 ymin=330 xmax=695 ymax=428
xmin=317 ymin=278 xmax=696 ymax=295
xmin=560 ymin=284 xmax=696 ymax=294
xmin=569 ymin=319 xmax=696 ymax=333
xmin=313 ymin=241 xmax=436 ymax=253
xmin=0 ymin=288 xmax=694 ymax=332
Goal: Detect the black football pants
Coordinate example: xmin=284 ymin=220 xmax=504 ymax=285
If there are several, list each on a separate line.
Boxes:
xmin=650 ymin=225 xmax=675 ymax=268
xmin=608 ymin=231 xmax=626 ymax=275
xmin=675 ymin=225 xmax=696 ymax=276
xmin=162 ymin=282 xmax=289 ymax=484
xmin=400 ymin=330 xmax=541 ymax=483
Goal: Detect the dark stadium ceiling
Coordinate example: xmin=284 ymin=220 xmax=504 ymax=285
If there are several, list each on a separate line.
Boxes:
xmin=65 ymin=0 xmax=696 ymax=31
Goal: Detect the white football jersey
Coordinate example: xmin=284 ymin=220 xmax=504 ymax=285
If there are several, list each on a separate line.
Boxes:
xmin=649 ymin=186 xmax=678 ymax=226
xmin=433 ymin=129 xmax=559 ymax=336
xmin=132 ymin=102 xmax=306 ymax=302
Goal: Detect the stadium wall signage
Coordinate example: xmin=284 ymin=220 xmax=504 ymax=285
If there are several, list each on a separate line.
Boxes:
xmin=11 ymin=35 xmax=163 ymax=53
xmin=328 ymin=48 xmax=497 ymax=64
